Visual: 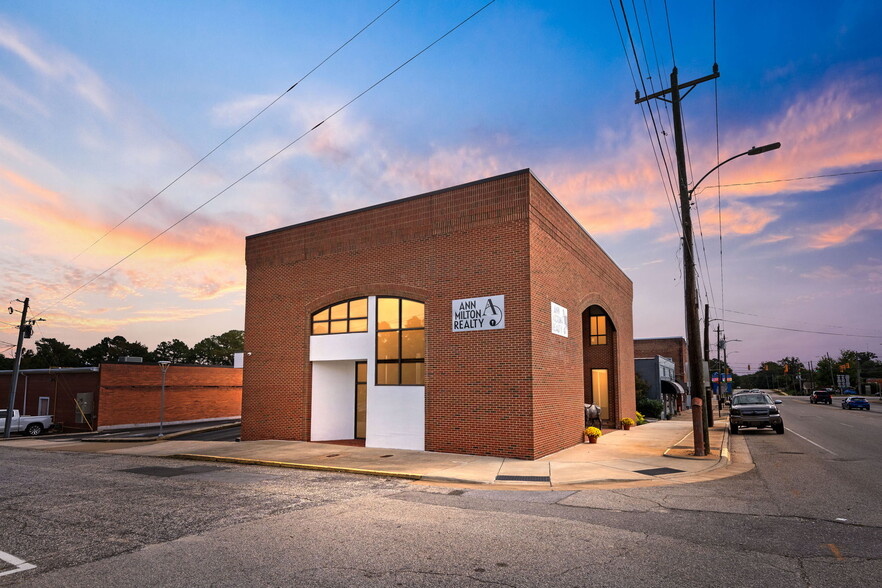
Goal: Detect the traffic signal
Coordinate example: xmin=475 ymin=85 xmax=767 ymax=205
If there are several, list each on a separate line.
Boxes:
xmin=784 ymin=364 xmax=789 ymax=373
xmin=748 ymin=364 xmax=751 ymax=371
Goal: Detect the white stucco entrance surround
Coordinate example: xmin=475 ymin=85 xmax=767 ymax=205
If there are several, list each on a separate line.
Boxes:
xmin=309 ymin=296 xmax=425 ymax=451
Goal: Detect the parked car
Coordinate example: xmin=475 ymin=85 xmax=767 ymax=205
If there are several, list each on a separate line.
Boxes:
xmin=841 ymin=388 xmax=857 ymax=395
xmin=810 ymin=390 xmax=832 ymax=404
xmin=841 ymin=397 xmax=870 ymax=410
xmin=0 ymin=409 xmax=54 ymax=436
xmin=729 ymin=392 xmax=784 ymax=434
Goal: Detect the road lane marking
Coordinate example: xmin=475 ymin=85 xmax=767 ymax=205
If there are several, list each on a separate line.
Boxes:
xmin=840 ymin=423 xmax=854 ymax=428
xmin=826 ymin=544 xmax=844 ymax=560
xmin=0 ymin=550 xmax=36 ymax=577
xmin=785 ymin=428 xmax=836 ymax=455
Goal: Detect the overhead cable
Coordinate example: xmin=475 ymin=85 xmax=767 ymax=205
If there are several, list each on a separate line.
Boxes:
xmin=70 ymin=0 xmax=402 ymax=262
xmin=34 ymin=0 xmax=497 ymax=320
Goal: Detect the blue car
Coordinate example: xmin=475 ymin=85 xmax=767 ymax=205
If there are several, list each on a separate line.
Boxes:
xmin=841 ymin=396 xmax=870 ymax=410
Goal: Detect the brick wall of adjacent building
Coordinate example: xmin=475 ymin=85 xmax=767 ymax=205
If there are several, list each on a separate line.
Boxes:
xmin=634 ymin=337 xmax=689 ymax=385
xmin=243 ymin=169 xmax=634 ymax=459
xmin=97 ymin=364 xmax=242 ymax=428
xmin=527 ymin=174 xmax=634 ymax=455
xmin=0 ymin=370 xmax=100 ymax=432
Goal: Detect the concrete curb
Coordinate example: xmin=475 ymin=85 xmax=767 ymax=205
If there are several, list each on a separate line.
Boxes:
xmin=81 ymin=422 xmax=240 ymax=443
xmin=170 ymin=453 xmax=423 ymax=480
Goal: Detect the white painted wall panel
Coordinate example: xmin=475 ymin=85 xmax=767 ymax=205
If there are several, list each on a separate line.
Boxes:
xmin=310 ymin=332 xmax=372 ymax=361
xmin=310 ymin=361 xmax=355 ymax=441
xmin=367 ymin=385 xmax=425 ymax=451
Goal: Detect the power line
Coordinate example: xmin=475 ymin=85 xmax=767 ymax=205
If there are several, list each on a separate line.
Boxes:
xmin=34 ymin=1 xmax=497 ymax=320
xmin=694 ymin=168 xmax=882 ymax=193
xmin=70 ymin=0 xmax=402 ymax=263
xmin=610 ymin=1 xmax=682 ymax=240
xmin=722 ymin=319 xmax=882 ymax=339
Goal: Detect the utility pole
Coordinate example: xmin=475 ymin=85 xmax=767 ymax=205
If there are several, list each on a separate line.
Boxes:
xmin=716 ymin=324 xmax=723 ymax=414
xmin=703 ymin=304 xmax=713 ymax=429
xmin=4 ymin=297 xmax=29 ymax=439
xmin=637 ymin=65 xmax=719 ymax=455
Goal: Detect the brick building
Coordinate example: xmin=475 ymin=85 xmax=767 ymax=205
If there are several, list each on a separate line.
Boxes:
xmin=242 ymin=169 xmax=636 ymax=460
xmin=634 ymin=337 xmax=690 ymax=389
xmin=0 ymin=363 xmax=242 ymax=432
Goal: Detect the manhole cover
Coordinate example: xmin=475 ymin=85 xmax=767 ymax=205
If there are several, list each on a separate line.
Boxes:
xmin=634 ymin=467 xmax=684 ymax=476
xmin=121 ymin=465 xmax=226 ymax=478
xmin=495 ymin=475 xmax=551 ymax=482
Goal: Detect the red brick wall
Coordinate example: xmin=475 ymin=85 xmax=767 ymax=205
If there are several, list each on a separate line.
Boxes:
xmin=0 ymin=370 xmax=100 ymax=432
xmin=97 ymin=364 xmax=242 ymax=428
xmin=527 ymin=175 xmax=635 ymax=454
xmin=634 ymin=338 xmax=689 ymax=385
xmin=243 ymin=169 xmax=634 ymax=459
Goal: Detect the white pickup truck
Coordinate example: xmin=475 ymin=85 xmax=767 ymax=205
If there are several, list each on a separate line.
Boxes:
xmin=0 ymin=409 xmax=54 ymax=436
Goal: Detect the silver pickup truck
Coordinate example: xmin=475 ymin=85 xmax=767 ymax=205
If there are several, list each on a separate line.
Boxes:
xmin=0 ymin=409 xmax=54 ymax=436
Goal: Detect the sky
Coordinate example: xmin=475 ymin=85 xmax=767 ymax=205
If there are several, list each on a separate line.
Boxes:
xmin=1 ymin=0 xmax=880 ymax=373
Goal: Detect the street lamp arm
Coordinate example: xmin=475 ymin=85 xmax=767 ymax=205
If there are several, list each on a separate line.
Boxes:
xmin=689 ymin=142 xmax=781 ymax=197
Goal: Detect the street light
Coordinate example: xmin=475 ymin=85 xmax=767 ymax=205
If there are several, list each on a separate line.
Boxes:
xmin=681 ymin=141 xmax=780 ymax=454
xmin=690 ymin=142 xmax=781 ymax=197
xmin=158 ymin=361 xmax=171 ymax=437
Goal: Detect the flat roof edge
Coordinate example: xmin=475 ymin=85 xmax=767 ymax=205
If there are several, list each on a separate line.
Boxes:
xmin=247 ymin=168 xmax=533 ymax=240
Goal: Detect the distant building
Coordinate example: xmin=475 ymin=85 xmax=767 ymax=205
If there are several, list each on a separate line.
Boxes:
xmin=634 ymin=355 xmax=684 ymax=418
xmin=241 ymin=169 xmax=636 ymax=460
xmin=0 ymin=363 xmax=241 ymax=432
xmin=634 ymin=337 xmax=689 ymax=387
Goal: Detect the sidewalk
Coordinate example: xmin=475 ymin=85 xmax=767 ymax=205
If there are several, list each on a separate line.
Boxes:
xmin=0 ymin=411 xmax=753 ymax=489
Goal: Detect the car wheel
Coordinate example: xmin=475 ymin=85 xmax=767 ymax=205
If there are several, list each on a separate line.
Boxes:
xmin=774 ymin=424 xmax=784 ymax=434
xmin=24 ymin=423 xmax=43 ymax=436
xmin=729 ymin=422 xmax=738 ymax=434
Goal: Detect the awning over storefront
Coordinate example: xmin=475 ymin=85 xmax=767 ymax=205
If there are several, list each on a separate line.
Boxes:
xmin=661 ymin=379 xmax=686 ymax=396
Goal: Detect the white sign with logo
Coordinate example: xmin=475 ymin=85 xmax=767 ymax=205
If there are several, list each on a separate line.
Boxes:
xmin=551 ymin=302 xmax=568 ymax=337
xmin=452 ymin=295 xmax=505 ymax=331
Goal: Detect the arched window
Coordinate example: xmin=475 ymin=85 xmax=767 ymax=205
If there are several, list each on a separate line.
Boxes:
xmin=376 ymin=297 xmax=425 ymax=386
xmin=311 ymin=298 xmax=368 ymax=335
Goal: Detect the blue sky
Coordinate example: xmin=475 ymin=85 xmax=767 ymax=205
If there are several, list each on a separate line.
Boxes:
xmin=1 ymin=0 xmax=880 ymax=371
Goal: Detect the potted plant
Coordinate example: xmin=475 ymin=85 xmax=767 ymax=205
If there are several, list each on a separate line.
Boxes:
xmin=620 ymin=417 xmax=635 ymax=431
xmin=584 ymin=427 xmax=603 ymax=443
xmin=635 ymin=411 xmax=646 ymax=425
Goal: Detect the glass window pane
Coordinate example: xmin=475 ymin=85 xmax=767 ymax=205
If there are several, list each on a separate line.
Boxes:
xmin=356 ymin=362 xmax=367 ymax=382
xmin=596 ymin=316 xmax=607 ymax=336
xmin=312 ymin=322 xmax=329 ymax=335
xmin=330 ymin=302 xmax=348 ymax=320
xmin=401 ymin=362 xmax=425 ymax=386
xmin=401 ymin=300 xmax=424 ymax=329
xmin=314 ymin=308 xmax=329 ymax=321
xmin=401 ymin=330 xmax=425 ymax=359
xmin=349 ymin=318 xmax=368 ymax=333
xmin=329 ymin=320 xmax=348 ymax=334
xmin=377 ymin=298 xmax=400 ymax=330
xmin=349 ymin=298 xmax=368 ymax=318
xmin=376 ymin=362 xmax=399 ymax=385
xmin=377 ymin=332 xmax=400 ymax=360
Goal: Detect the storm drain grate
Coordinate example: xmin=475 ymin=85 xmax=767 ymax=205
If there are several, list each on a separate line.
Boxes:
xmin=121 ymin=465 xmax=226 ymax=478
xmin=495 ymin=475 xmax=551 ymax=482
xmin=634 ymin=467 xmax=684 ymax=476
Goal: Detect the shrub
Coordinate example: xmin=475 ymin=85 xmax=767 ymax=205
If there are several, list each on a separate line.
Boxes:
xmin=637 ymin=397 xmax=664 ymax=419
xmin=635 ymin=411 xmax=646 ymax=425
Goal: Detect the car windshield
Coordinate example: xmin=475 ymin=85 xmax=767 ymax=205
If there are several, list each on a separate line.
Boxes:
xmin=732 ymin=394 xmax=770 ymax=405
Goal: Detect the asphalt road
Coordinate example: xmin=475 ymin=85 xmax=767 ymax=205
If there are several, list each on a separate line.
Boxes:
xmin=1 ymin=395 xmax=880 ymax=587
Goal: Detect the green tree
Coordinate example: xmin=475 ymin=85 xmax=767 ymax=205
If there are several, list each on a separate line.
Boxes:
xmin=26 ymin=338 xmax=83 ymax=368
xmin=82 ymin=336 xmax=149 ymax=365
xmin=153 ymin=339 xmax=192 ymax=363
xmin=191 ymin=330 xmax=244 ymax=365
